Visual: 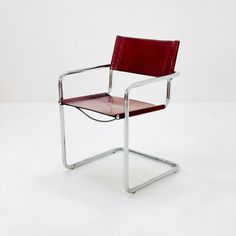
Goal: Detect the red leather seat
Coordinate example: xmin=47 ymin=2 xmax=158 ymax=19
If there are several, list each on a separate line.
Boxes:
xmin=62 ymin=92 xmax=165 ymax=119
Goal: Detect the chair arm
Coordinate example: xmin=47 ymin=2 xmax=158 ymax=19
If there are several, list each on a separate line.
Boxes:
xmin=58 ymin=64 xmax=110 ymax=103
xmin=124 ymin=71 xmax=180 ymax=112
xmin=124 ymin=72 xmax=179 ymax=95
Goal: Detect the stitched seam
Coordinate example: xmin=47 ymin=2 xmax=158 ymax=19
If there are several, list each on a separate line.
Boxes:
xmin=111 ymin=36 xmax=125 ymax=70
xmin=169 ymin=41 xmax=179 ymax=73
xmin=116 ymin=37 xmax=125 ymax=69
xmin=162 ymin=42 xmax=174 ymax=75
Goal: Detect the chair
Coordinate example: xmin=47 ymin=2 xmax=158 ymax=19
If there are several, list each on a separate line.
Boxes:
xmin=58 ymin=35 xmax=180 ymax=193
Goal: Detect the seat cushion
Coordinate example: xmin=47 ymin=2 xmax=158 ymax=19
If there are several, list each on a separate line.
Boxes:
xmin=62 ymin=93 xmax=165 ymax=119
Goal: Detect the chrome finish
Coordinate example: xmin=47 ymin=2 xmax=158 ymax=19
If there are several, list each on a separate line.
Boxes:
xmin=123 ymin=149 xmax=179 ymax=193
xmin=59 ymin=70 xmax=180 ymax=193
xmin=125 ymin=72 xmax=179 ymax=94
xmin=60 ymin=64 xmax=110 ymax=80
xmin=59 ymin=103 xmax=120 ymax=169
xmin=59 ymin=104 xmax=68 ymax=168
xmin=122 ymin=71 xmax=180 ymax=193
xmin=108 ymin=69 xmax=113 ymax=93
xmin=59 ymin=100 xmax=179 ymax=193
xmin=58 ymin=64 xmax=110 ymax=103
xmin=166 ymin=79 xmax=171 ymax=106
xmin=58 ymin=79 xmax=63 ymax=104
xmin=124 ymin=91 xmax=130 ymax=192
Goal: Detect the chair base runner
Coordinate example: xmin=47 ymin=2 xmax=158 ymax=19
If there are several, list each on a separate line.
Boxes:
xmin=60 ymin=104 xmax=179 ymax=193
xmin=62 ymin=146 xmax=179 ymax=193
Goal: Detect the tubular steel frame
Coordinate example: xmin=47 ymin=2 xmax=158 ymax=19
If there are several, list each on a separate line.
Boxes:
xmin=58 ymin=64 xmax=180 ymax=193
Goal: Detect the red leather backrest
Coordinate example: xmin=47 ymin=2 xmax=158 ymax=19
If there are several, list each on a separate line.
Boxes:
xmin=111 ymin=36 xmax=180 ymax=77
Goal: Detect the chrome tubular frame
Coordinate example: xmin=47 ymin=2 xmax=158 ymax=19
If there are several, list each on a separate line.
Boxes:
xmin=59 ymin=64 xmax=111 ymax=169
xmin=58 ymin=64 xmax=110 ymax=103
xmin=123 ymin=72 xmax=179 ymax=193
xmin=59 ymin=66 xmax=180 ymax=193
xmin=107 ymin=69 xmax=113 ymax=93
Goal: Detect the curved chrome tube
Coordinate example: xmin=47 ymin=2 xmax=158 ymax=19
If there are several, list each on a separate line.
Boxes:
xmin=125 ymin=72 xmax=179 ymax=94
xmin=59 ymin=68 xmax=180 ymax=193
xmin=58 ymin=64 xmax=110 ymax=103
xmin=60 ymin=64 xmax=110 ymax=80
xmin=123 ymin=71 xmax=179 ymax=193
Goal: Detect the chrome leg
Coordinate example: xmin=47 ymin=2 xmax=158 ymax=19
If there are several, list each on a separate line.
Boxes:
xmin=122 ymin=148 xmax=179 ymax=193
xmin=59 ymin=104 xmax=69 ymax=168
xmin=59 ymin=103 xmax=179 ymax=193
xmin=59 ymin=104 xmax=121 ymax=169
xmin=123 ymin=92 xmax=179 ymax=193
xmin=124 ymin=93 xmax=130 ymax=192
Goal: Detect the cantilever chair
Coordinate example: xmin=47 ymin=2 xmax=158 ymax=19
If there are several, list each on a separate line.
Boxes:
xmin=58 ymin=35 xmax=180 ymax=193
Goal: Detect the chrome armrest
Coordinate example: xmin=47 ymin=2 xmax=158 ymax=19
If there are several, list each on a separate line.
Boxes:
xmin=124 ymin=71 xmax=180 ymax=108
xmin=58 ymin=64 xmax=110 ymax=103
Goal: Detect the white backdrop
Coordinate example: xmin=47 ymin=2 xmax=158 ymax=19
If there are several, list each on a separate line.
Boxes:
xmin=0 ymin=0 xmax=236 ymax=102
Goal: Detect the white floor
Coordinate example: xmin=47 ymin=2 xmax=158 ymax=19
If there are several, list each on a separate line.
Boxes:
xmin=0 ymin=103 xmax=236 ymax=236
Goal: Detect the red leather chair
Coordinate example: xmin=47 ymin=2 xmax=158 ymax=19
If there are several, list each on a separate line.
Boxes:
xmin=58 ymin=36 xmax=180 ymax=193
